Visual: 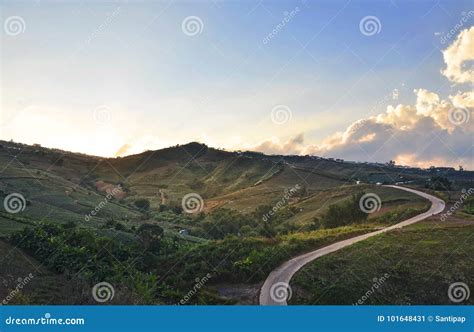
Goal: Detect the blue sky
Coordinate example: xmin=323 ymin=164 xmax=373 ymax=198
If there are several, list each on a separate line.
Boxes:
xmin=1 ymin=0 xmax=472 ymax=167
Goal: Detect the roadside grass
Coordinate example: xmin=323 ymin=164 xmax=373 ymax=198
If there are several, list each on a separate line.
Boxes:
xmin=155 ymin=224 xmax=379 ymax=304
xmin=0 ymin=240 xmax=89 ymax=304
xmin=283 ymin=184 xmax=428 ymax=228
xmin=289 ymin=220 xmax=474 ymax=305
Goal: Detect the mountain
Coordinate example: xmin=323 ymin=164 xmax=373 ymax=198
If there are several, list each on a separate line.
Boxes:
xmin=0 ymin=139 xmax=473 ymax=304
xmin=0 ymin=140 xmax=471 ymax=227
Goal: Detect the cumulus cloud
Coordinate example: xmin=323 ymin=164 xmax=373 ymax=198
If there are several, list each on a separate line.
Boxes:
xmin=441 ymin=26 xmax=474 ymax=84
xmin=253 ymin=133 xmax=305 ymax=155
xmin=253 ymin=28 xmax=473 ymax=169
xmin=303 ymin=88 xmax=472 ymax=168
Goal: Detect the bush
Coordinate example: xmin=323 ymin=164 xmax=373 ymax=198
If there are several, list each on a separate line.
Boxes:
xmin=321 ymin=192 xmax=368 ymax=228
xmin=134 ymin=199 xmax=150 ymax=211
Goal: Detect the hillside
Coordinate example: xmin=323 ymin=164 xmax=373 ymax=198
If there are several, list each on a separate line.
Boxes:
xmin=0 ymin=140 xmax=472 ymax=304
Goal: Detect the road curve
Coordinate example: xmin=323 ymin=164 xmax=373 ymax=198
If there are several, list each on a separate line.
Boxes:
xmin=259 ymin=185 xmax=445 ymax=305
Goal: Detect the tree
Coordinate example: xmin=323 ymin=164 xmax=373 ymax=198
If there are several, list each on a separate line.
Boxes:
xmin=137 ymin=224 xmax=164 ymax=252
xmin=428 ymin=176 xmax=452 ymax=191
xmin=134 ymin=199 xmax=150 ymax=211
xmin=321 ymin=192 xmax=368 ymax=228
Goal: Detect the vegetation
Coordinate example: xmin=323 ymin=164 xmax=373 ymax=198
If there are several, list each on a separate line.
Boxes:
xmin=135 ymin=199 xmax=151 ymax=211
xmin=0 ymin=140 xmax=472 ymax=305
xmin=289 ymin=221 xmax=474 ymax=305
xmin=426 ymin=176 xmax=452 ymax=191
xmin=319 ymin=192 xmax=368 ymax=228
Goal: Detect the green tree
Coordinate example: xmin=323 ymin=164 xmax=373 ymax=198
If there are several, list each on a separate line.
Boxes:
xmin=135 ymin=199 xmax=150 ymax=211
xmin=321 ymin=192 xmax=368 ymax=228
xmin=137 ymin=224 xmax=164 ymax=252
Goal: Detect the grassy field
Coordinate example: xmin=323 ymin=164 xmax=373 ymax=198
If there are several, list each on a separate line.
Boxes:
xmin=289 ymin=217 xmax=474 ymax=305
xmin=0 ymin=240 xmax=90 ymax=304
xmin=0 ymin=140 xmax=472 ymax=305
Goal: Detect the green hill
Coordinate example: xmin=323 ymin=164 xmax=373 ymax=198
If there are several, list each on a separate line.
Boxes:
xmin=0 ymin=140 xmax=472 ymax=304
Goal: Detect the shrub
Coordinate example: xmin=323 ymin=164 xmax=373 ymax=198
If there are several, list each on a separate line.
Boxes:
xmin=321 ymin=192 xmax=368 ymax=228
xmin=134 ymin=198 xmax=150 ymax=211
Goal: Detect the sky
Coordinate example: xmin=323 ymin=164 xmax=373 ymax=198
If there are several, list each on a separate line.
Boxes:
xmin=0 ymin=0 xmax=473 ymax=169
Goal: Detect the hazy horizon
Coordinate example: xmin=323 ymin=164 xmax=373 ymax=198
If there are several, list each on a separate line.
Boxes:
xmin=1 ymin=0 xmax=472 ymax=169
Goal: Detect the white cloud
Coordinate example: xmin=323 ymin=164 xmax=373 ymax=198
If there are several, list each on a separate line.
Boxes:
xmin=253 ymin=133 xmax=305 ymax=155
xmin=253 ymin=28 xmax=474 ymax=168
xmin=441 ymin=26 xmax=474 ymax=84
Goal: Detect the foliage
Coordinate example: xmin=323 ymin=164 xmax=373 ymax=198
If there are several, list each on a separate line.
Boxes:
xmin=137 ymin=223 xmax=164 ymax=253
xmin=290 ymin=223 xmax=474 ymax=305
xmin=320 ymin=192 xmax=368 ymax=228
xmin=426 ymin=176 xmax=452 ymax=191
xmin=134 ymin=199 xmax=150 ymax=211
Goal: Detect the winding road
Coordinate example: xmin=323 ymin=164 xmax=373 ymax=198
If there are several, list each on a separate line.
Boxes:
xmin=259 ymin=185 xmax=445 ymax=305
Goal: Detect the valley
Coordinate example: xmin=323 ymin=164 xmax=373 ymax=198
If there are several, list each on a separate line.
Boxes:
xmin=0 ymin=140 xmax=472 ymax=304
